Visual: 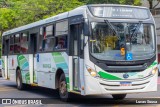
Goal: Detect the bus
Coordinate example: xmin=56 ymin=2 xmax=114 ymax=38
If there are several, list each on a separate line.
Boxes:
xmin=1 ymin=4 xmax=158 ymax=101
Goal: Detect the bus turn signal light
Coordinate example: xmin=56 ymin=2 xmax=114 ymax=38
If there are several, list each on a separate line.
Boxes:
xmin=152 ymin=67 xmax=158 ymax=75
xmin=86 ymin=65 xmax=99 ymax=77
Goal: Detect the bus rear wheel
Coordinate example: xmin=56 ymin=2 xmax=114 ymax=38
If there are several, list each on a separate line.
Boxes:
xmin=16 ymin=69 xmax=25 ymax=90
xmin=112 ymin=94 xmax=126 ymax=100
xmin=59 ymin=73 xmax=70 ymax=101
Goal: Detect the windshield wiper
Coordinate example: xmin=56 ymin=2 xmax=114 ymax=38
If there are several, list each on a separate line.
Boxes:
xmin=131 ymin=21 xmax=142 ymax=38
xmin=104 ymin=19 xmax=118 ymax=36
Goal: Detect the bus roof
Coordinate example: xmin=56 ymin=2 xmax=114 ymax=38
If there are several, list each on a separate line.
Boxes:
xmin=88 ymin=4 xmax=148 ymax=9
xmin=2 ymin=4 xmax=148 ymax=36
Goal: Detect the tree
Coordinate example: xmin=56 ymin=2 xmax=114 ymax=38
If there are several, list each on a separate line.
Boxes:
xmin=0 ymin=0 xmax=84 ymax=34
xmin=148 ymin=0 xmax=160 ymax=9
xmin=80 ymin=0 xmax=141 ymax=5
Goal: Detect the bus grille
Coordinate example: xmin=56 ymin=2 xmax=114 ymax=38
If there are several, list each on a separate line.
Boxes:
xmin=99 ymin=80 xmax=150 ymax=91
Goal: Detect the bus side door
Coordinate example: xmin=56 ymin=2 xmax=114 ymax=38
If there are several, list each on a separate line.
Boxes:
xmin=30 ymin=33 xmax=38 ymax=83
xmin=70 ymin=23 xmax=84 ymax=92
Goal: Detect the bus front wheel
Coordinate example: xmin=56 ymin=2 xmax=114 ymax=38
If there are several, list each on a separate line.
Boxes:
xmin=59 ymin=73 xmax=70 ymax=101
xmin=112 ymin=94 xmax=126 ymax=100
xmin=16 ymin=69 xmax=25 ymax=90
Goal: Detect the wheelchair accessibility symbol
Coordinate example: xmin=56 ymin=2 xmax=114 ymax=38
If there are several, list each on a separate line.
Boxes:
xmin=126 ymin=53 xmax=133 ymax=60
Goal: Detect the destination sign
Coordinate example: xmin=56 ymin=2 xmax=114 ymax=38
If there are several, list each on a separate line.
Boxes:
xmin=90 ymin=6 xmax=149 ymax=19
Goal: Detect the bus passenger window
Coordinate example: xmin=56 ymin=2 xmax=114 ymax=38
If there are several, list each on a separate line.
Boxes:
xmin=20 ymin=33 xmax=28 ymax=53
xmin=55 ymin=36 xmax=67 ymax=50
xmin=14 ymin=34 xmax=20 ymax=53
xmin=44 ymin=38 xmax=55 ymax=51
xmin=38 ymin=27 xmax=44 ymax=51
xmin=39 ymin=25 xmax=55 ymax=52
xmin=10 ymin=45 xmax=14 ymax=54
xmin=9 ymin=35 xmax=14 ymax=54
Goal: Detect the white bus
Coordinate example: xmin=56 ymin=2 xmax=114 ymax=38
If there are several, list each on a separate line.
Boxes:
xmin=2 ymin=4 xmax=158 ymax=101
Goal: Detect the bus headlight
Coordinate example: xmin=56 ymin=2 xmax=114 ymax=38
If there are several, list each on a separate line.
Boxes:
xmin=86 ymin=65 xmax=99 ymax=77
xmin=152 ymin=67 xmax=158 ymax=75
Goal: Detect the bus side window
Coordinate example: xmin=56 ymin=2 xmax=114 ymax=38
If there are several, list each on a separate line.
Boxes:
xmin=44 ymin=38 xmax=55 ymax=51
xmin=2 ymin=37 xmax=6 ymax=55
xmin=44 ymin=25 xmax=55 ymax=51
xmin=9 ymin=35 xmax=14 ymax=54
xmin=14 ymin=34 xmax=20 ymax=53
xmin=39 ymin=25 xmax=55 ymax=52
xmin=20 ymin=32 xmax=29 ymax=53
xmin=38 ymin=27 xmax=44 ymax=51
xmin=55 ymin=20 xmax=68 ymax=50
xmin=55 ymin=36 xmax=67 ymax=50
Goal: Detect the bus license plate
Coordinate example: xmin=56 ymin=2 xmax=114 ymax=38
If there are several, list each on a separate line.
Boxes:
xmin=120 ymin=82 xmax=132 ymax=86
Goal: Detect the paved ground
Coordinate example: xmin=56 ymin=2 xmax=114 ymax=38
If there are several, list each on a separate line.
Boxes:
xmin=0 ymin=77 xmax=159 ymax=107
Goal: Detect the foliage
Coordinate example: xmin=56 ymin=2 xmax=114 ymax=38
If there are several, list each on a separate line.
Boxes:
xmin=147 ymin=0 xmax=160 ymax=9
xmin=80 ymin=0 xmax=141 ymax=5
xmin=0 ymin=0 xmax=84 ymax=33
xmin=0 ymin=0 xmax=84 ymax=57
xmin=0 ymin=0 xmax=141 ymax=33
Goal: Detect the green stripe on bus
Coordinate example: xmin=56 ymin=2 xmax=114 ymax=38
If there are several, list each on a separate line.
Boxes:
xmin=54 ymin=57 xmax=65 ymax=63
xmin=98 ymin=71 xmax=122 ymax=80
xmin=52 ymin=52 xmax=61 ymax=56
xmin=66 ymin=77 xmax=69 ymax=83
xmin=25 ymin=72 xmax=30 ymax=84
xmin=148 ymin=62 xmax=158 ymax=68
xmin=66 ymin=77 xmax=70 ymax=90
xmin=52 ymin=52 xmax=65 ymax=63
xmin=18 ymin=55 xmax=24 ymax=61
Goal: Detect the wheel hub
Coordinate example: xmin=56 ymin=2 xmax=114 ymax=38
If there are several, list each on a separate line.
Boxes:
xmin=17 ymin=77 xmax=20 ymax=87
xmin=60 ymin=81 xmax=67 ymax=95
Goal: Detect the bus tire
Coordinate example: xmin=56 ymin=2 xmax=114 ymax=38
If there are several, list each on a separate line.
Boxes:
xmin=112 ymin=94 xmax=126 ymax=100
xmin=16 ymin=69 xmax=25 ymax=90
xmin=59 ymin=73 xmax=70 ymax=102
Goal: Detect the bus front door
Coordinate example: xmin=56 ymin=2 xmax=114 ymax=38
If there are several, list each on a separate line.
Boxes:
xmin=70 ymin=24 xmax=83 ymax=91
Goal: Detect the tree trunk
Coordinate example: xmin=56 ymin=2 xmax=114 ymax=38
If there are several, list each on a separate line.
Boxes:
xmin=148 ymin=0 xmax=153 ymax=9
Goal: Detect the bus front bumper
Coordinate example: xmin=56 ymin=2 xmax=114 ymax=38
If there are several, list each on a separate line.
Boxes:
xmin=84 ymin=73 xmax=157 ymax=95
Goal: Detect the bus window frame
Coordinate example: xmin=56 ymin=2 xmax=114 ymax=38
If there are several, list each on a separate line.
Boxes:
xmin=55 ymin=20 xmax=68 ymax=36
xmin=55 ymin=19 xmax=69 ymax=51
xmin=14 ymin=34 xmax=21 ymax=54
xmin=37 ymin=19 xmax=69 ymax=53
xmin=37 ymin=23 xmax=56 ymax=53
xmin=6 ymin=31 xmax=30 ymax=55
xmin=20 ymin=32 xmax=29 ymax=54
xmin=9 ymin=35 xmax=15 ymax=55
xmin=2 ymin=36 xmax=9 ymax=56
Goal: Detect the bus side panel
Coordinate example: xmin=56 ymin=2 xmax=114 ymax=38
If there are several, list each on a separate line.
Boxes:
xmin=17 ymin=54 xmax=30 ymax=84
xmin=36 ymin=52 xmax=69 ymax=89
xmin=8 ymin=55 xmax=18 ymax=81
xmin=2 ymin=56 xmax=7 ymax=79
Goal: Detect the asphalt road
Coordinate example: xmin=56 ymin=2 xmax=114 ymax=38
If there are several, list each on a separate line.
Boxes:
xmin=0 ymin=77 xmax=160 ymax=107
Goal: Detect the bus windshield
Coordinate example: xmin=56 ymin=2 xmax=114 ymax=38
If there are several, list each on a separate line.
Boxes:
xmin=90 ymin=22 xmax=155 ymax=61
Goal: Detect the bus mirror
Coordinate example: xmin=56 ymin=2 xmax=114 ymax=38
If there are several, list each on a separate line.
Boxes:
xmin=81 ymin=18 xmax=89 ymax=36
